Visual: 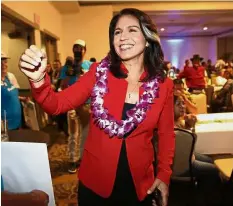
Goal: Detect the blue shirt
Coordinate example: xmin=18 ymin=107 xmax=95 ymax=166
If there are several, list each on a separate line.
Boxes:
xmin=59 ymin=60 xmax=93 ymax=80
xmin=1 ymin=176 xmax=4 ymax=191
xmin=1 ymin=76 xmax=22 ymax=130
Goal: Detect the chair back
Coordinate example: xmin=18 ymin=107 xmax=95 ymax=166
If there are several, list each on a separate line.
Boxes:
xmin=190 ymin=93 xmax=207 ymax=114
xmin=172 ymin=128 xmax=196 ymax=178
xmin=204 ymin=86 xmax=214 ymax=109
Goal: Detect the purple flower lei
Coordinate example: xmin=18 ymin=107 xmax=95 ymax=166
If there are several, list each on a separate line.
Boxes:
xmin=91 ymin=56 xmax=160 ymax=138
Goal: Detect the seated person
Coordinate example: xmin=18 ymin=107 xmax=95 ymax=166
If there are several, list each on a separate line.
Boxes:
xmin=173 ymin=79 xmax=198 ymax=114
xmin=225 ymin=61 xmax=233 ymax=79
xmin=212 ymin=79 xmax=233 ymax=112
xmin=215 ymin=68 xmax=227 ymax=86
xmin=174 ymin=95 xmax=221 ymax=183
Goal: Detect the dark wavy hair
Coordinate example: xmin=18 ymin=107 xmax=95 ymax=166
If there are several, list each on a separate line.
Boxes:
xmin=108 ymin=8 xmax=165 ymax=82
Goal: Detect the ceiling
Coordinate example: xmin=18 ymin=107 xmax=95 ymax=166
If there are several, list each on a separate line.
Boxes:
xmin=51 ymin=1 xmax=233 ymax=37
xmin=148 ymin=10 xmax=233 ymax=37
xmin=79 ymin=1 xmax=233 ymax=37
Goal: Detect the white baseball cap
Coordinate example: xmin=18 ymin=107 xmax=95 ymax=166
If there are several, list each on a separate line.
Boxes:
xmin=73 ymin=39 xmax=86 ymax=47
xmin=1 ymin=51 xmax=10 ymax=59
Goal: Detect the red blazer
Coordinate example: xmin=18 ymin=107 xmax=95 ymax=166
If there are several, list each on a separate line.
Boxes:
xmin=31 ymin=63 xmax=175 ymax=201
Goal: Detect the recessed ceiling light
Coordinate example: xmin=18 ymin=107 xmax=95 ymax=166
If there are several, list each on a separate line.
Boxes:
xmin=203 ymin=27 xmax=208 ymax=31
xmin=160 ymin=28 xmax=165 ymax=31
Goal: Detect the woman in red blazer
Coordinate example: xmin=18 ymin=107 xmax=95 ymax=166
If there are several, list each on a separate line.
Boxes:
xmin=19 ymin=8 xmax=174 ymax=206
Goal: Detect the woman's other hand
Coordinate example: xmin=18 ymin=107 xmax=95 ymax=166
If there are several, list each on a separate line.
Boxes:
xmin=147 ymin=178 xmax=169 ymax=206
xmin=19 ymin=45 xmax=47 ymax=82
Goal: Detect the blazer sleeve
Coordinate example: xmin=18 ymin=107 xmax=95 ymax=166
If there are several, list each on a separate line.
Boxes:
xmin=156 ymin=79 xmax=175 ymax=185
xmin=30 ymin=63 xmax=97 ymax=115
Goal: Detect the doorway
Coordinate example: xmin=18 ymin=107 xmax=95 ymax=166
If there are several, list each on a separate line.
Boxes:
xmin=1 ymin=13 xmax=35 ymax=89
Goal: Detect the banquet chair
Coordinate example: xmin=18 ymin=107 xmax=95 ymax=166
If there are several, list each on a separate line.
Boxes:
xmin=190 ymin=93 xmax=207 ymax=114
xmin=204 ymin=86 xmax=214 ymax=113
xmin=8 ymin=129 xmax=50 ymax=146
xmin=211 ymin=75 xmax=217 ymax=85
xmin=153 ymin=128 xmax=197 ymax=186
xmin=171 ymin=128 xmax=197 ymax=186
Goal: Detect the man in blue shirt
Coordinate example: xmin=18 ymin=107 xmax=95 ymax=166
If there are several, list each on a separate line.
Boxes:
xmin=1 ymin=52 xmax=22 ymax=130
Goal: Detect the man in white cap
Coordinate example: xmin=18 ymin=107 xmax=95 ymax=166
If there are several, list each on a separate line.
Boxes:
xmin=59 ymin=40 xmax=92 ymax=173
xmin=59 ymin=39 xmax=92 ymax=82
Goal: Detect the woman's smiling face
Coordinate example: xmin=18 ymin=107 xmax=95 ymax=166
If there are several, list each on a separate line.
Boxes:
xmin=113 ymin=15 xmax=146 ymax=61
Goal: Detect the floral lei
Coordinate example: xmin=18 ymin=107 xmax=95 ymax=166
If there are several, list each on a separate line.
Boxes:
xmin=91 ymin=56 xmax=160 ymax=137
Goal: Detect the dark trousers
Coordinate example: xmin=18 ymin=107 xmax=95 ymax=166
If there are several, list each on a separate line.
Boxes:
xmin=193 ymin=153 xmax=222 ymax=204
xmin=56 ymin=113 xmax=68 ymax=136
xmin=78 ymin=181 xmax=153 ymax=206
xmin=192 ymin=153 xmax=219 ymax=177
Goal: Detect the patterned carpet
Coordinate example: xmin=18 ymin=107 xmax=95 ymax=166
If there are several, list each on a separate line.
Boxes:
xmin=44 ymin=106 xmax=90 ymax=206
xmin=47 ymin=130 xmax=78 ymax=206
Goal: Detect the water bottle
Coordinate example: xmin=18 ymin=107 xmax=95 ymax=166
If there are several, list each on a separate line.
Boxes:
xmin=1 ymin=110 xmax=9 ymax=142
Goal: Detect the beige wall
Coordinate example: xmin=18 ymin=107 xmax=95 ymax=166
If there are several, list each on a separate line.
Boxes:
xmin=2 ymin=1 xmax=64 ymax=61
xmin=113 ymin=2 xmax=233 ymax=11
xmin=62 ymin=5 xmax=113 ymax=62
xmin=161 ymin=36 xmax=217 ymax=70
xmin=2 ymin=1 xmax=233 ymax=64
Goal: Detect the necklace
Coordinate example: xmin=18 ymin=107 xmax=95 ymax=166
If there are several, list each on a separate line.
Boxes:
xmin=128 ymin=82 xmax=140 ymax=99
xmin=91 ymin=56 xmax=160 ymax=137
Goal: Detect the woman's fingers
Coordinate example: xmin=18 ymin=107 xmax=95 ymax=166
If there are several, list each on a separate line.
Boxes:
xmin=19 ymin=61 xmax=35 ymax=70
xmin=29 ymin=45 xmax=43 ymax=59
xmin=19 ymin=45 xmax=47 ymax=82
xmin=25 ymin=47 xmax=41 ymax=63
xmin=21 ymin=54 xmax=39 ymax=67
xmin=160 ymin=186 xmax=168 ymax=206
xmin=147 ymin=178 xmax=159 ymax=194
xmin=147 ymin=178 xmax=169 ymax=206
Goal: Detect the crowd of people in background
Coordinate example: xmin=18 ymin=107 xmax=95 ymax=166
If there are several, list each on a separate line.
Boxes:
xmin=168 ymin=54 xmax=233 ymax=201
xmin=164 ymin=54 xmax=233 ymax=113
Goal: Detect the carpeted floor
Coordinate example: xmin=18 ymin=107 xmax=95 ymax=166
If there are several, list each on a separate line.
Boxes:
xmin=44 ymin=125 xmax=78 ymax=206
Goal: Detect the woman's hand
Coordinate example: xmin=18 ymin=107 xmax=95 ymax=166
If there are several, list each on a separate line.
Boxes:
xmin=147 ymin=178 xmax=169 ymax=206
xmin=184 ymin=114 xmax=197 ymax=129
xmin=19 ymin=45 xmax=47 ymax=82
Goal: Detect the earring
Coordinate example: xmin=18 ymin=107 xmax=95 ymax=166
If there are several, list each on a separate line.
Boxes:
xmin=146 ymin=42 xmax=149 ymax=47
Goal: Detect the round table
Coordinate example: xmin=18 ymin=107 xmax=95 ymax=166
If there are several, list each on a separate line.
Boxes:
xmin=8 ymin=129 xmax=50 ymax=146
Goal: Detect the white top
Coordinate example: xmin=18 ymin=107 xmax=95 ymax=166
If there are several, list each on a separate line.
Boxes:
xmin=215 ymin=76 xmax=227 ymax=86
xmin=7 ymin=72 xmax=20 ymax=88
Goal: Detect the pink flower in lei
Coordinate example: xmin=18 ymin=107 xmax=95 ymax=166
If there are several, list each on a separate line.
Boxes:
xmin=91 ymin=56 xmax=160 ymax=137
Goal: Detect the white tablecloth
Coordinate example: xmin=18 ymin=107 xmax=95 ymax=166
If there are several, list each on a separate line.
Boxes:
xmin=197 ymin=112 xmax=233 ymax=123
xmin=195 ymin=122 xmax=233 ymax=154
